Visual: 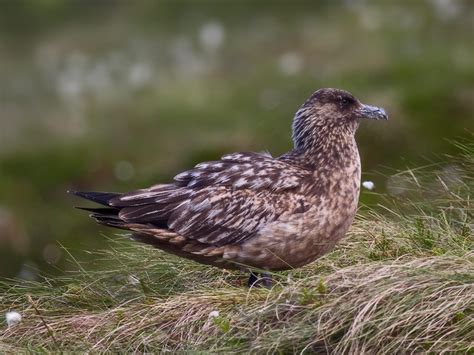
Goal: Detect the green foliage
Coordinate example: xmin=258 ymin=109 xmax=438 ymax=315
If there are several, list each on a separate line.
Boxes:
xmin=213 ymin=316 xmax=231 ymax=334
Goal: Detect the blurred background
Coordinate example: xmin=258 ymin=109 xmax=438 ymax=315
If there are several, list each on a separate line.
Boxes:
xmin=0 ymin=0 xmax=473 ymax=278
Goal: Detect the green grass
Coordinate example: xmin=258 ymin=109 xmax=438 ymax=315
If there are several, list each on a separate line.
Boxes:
xmin=0 ymin=142 xmax=473 ymax=353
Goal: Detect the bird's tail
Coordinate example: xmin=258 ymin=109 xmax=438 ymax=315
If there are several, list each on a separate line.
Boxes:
xmin=69 ymin=190 xmax=128 ymax=229
xmin=68 ymin=191 xmax=121 ymax=206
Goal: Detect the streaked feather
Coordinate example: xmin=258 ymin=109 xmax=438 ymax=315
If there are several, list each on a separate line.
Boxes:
xmin=71 ymin=88 xmax=381 ymax=272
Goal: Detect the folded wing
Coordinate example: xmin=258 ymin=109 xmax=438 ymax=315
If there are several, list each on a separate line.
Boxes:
xmin=104 ymin=152 xmax=311 ymax=246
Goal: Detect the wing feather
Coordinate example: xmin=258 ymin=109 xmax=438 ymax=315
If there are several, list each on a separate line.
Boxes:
xmin=110 ymin=152 xmax=311 ymax=246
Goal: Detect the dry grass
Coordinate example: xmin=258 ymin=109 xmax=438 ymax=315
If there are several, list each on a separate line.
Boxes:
xmin=1 ymin=142 xmax=473 ymax=353
xmin=0 ymin=250 xmax=472 ymax=353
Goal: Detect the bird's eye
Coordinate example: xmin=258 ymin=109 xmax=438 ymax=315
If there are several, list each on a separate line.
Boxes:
xmin=339 ymin=96 xmax=353 ymax=106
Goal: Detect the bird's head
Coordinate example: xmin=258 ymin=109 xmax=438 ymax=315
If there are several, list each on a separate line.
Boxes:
xmin=292 ymin=88 xmax=387 ymax=151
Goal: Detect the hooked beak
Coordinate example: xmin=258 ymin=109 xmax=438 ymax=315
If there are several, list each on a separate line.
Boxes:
xmin=357 ymin=104 xmax=388 ymax=120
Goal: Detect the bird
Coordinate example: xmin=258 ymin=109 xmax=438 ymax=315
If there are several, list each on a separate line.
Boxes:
xmin=71 ymin=88 xmax=387 ymax=287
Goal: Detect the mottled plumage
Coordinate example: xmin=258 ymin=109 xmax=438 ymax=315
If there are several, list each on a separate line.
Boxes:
xmin=71 ymin=88 xmax=387 ymax=282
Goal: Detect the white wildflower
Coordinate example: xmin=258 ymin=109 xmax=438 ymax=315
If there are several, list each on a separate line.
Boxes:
xmin=5 ymin=311 xmax=22 ymax=327
xmin=128 ymin=275 xmax=140 ymax=286
xmin=362 ymin=181 xmax=375 ymax=191
xmin=128 ymin=62 xmax=152 ymax=89
xmin=199 ymin=22 xmax=225 ymax=51
xmin=278 ymin=52 xmax=303 ymax=76
xmin=430 ymin=0 xmax=460 ymax=20
xmin=208 ymin=310 xmax=220 ymax=318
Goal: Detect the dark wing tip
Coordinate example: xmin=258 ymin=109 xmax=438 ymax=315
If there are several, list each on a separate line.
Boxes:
xmin=69 ymin=191 xmax=121 ymax=206
xmin=74 ymin=206 xmax=118 ymax=214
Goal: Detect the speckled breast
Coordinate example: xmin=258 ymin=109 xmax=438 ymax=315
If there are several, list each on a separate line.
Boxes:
xmin=231 ymin=153 xmax=361 ymax=271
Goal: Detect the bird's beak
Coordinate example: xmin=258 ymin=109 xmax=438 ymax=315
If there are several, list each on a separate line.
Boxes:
xmin=357 ymin=104 xmax=388 ymax=120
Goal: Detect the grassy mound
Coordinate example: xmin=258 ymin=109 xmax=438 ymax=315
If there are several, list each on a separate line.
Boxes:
xmin=1 ymin=142 xmax=473 ymax=353
xmin=1 ymin=253 xmax=472 ymax=353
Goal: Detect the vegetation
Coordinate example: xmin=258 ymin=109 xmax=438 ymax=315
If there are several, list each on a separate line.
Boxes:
xmin=0 ymin=2 xmax=472 ymax=352
xmin=0 ymin=142 xmax=472 ymax=353
xmin=1 ymin=0 xmax=474 ymax=278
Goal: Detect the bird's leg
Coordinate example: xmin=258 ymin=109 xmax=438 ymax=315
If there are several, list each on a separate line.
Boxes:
xmin=260 ymin=272 xmax=273 ymax=288
xmin=247 ymin=271 xmax=258 ymax=287
xmin=247 ymin=271 xmax=273 ymax=288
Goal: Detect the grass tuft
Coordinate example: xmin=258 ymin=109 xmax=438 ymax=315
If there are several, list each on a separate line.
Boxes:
xmin=0 ymin=141 xmax=473 ymax=353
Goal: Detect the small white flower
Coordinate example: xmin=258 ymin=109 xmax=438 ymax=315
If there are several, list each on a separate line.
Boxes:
xmin=208 ymin=310 xmax=220 ymax=318
xmin=362 ymin=181 xmax=375 ymax=191
xmin=278 ymin=52 xmax=303 ymax=76
xmin=5 ymin=311 xmax=22 ymax=327
xmin=199 ymin=22 xmax=225 ymax=51
xmin=128 ymin=275 xmax=140 ymax=286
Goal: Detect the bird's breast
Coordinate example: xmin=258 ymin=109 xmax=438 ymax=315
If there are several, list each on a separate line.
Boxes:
xmin=234 ymin=154 xmax=361 ymax=271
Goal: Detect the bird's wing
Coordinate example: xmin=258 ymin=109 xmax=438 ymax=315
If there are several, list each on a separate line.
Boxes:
xmin=110 ymin=152 xmax=311 ymax=246
xmin=172 ymin=152 xmax=306 ymax=191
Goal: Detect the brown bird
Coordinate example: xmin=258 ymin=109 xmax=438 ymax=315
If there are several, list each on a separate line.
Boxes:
xmin=71 ymin=88 xmax=387 ymax=287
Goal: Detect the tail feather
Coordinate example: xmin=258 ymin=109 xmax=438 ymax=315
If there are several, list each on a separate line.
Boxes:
xmin=75 ymin=206 xmax=119 ymax=215
xmin=93 ymin=216 xmax=129 ymax=229
xmin=70 ymin=190 xmax=127 ymax=229
xmin=68 ymin=191 xmax=121 ymax=206
xmin=70 ymin=189 xmax=168 ymax=230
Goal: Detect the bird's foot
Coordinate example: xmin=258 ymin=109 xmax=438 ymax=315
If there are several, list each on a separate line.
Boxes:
xmin=247 ymin=272 xmax=272 ymax=288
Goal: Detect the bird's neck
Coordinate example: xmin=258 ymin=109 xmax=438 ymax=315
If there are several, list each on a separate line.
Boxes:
xmin=282 ymin=133 xmax=359 ymax=171
xmin=291 ymin=107 xmax=359 ymax=162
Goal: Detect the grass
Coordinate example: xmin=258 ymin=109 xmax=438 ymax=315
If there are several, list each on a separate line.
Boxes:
xmin=0 ymin=142 xmax=473 ymax=353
